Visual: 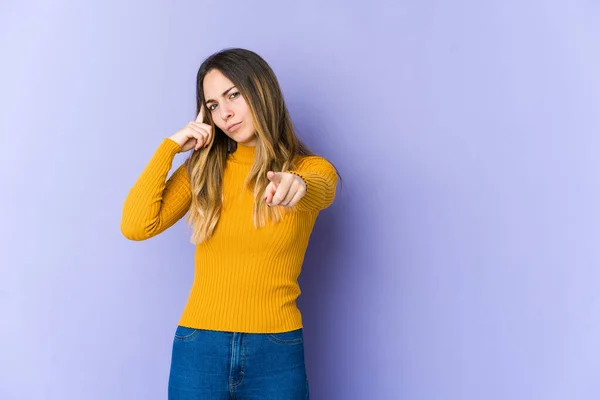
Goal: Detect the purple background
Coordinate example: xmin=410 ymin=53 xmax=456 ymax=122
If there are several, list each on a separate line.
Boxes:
xmin=2 ymin=1 xmax=600 ymax=399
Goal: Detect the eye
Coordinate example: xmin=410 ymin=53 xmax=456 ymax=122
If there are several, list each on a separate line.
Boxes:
xmin=208 ymin=104 xmax=217 ymax=111
xmin=230 ymin=92 xmax=240 ymax=99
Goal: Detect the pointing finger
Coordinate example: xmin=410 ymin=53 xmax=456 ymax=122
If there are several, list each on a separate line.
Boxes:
xmin=267 ymin=171 xmax=282 ymax=185
xmin=196 ymin=103 xmax=205 ymax=123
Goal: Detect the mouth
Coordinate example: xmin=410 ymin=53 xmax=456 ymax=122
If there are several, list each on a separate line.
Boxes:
xmin=227 ymin=121 xmax=242 ymax=131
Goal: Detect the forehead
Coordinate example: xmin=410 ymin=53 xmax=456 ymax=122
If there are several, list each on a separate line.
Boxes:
xmin=203 ymin=69 xmax=234 ymax=97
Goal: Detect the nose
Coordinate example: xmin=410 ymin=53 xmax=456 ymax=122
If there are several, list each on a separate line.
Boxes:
xmin=219 ymin=104 xmax=234 ymax=121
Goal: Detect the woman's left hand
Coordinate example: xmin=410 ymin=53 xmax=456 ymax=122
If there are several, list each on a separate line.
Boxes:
xmin=265 ymin=171 xmax=306 ymax=207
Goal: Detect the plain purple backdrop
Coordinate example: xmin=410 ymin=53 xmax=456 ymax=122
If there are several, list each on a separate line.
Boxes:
xmin=1 ymin=1 xmax=600 ymax=399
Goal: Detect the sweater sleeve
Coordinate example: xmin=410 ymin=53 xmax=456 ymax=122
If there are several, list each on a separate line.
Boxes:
xmin=286 ymin=155 xmax=338 ymax=212
xmin=120 ymin=138 xmax=192 ymax=241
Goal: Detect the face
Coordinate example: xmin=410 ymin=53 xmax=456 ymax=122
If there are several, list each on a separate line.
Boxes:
xmin=203 ymin=69 xmax=256 ymax=147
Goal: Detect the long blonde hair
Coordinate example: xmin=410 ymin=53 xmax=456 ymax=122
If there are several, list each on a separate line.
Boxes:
xmin=185 ymin=48 xmax=340 ymax=244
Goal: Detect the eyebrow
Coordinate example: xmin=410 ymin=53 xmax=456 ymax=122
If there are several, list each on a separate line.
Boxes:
xmin=205 ymin=85 xmax=236 ymax=104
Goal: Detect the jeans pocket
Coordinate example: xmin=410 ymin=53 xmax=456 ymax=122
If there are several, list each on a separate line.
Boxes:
xmin=174 ymin=325 xmax=199 ymax=341
xmin=266 ymin=328 xmax=303 ymax=345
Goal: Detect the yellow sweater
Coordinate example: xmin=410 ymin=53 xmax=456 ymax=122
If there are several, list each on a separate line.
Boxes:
xmin=121 ymin=138 xmax=337 ymax=333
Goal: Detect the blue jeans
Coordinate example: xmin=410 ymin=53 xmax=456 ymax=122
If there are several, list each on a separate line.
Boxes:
xmin=168 ymin=326 xmax=310 ymax=399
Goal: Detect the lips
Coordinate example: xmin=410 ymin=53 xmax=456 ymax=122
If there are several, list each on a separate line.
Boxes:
xmin=227 ymin=122 xmax=242 ymax=131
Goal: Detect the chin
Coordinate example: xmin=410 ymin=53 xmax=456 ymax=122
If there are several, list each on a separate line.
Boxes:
xmin=232 ymin=129 xmax=256 ymax=145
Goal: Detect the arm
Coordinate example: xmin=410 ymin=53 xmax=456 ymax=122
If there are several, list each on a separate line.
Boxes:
xmin=286 ymin=156 xmax=338 ymax=212
xmin=120 ymin=138 xmax=192 ymax=241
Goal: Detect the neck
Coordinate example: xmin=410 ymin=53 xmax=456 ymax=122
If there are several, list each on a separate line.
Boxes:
xmin=230 ymin=142 xmax=256 ymax=164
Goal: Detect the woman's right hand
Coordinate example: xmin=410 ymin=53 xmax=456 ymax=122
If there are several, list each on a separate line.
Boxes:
xmin=169 ymin=105 xmax=213 ymax=152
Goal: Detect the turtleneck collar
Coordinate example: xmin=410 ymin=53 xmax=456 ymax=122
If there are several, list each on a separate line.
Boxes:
xmin=229 ymin=142 xmax=256 ymax=164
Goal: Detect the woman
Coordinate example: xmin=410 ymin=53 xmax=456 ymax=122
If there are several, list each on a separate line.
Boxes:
xmin=121 ymin=47 xmax=340 ymax=399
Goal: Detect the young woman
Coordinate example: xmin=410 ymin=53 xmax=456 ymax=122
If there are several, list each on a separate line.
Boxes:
xmin=121 ymin=48 xmax=340 ymax=399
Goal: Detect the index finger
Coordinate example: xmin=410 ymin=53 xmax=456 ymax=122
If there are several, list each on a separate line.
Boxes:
xmin=196 ymin=103 xmax=205 ymax=123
